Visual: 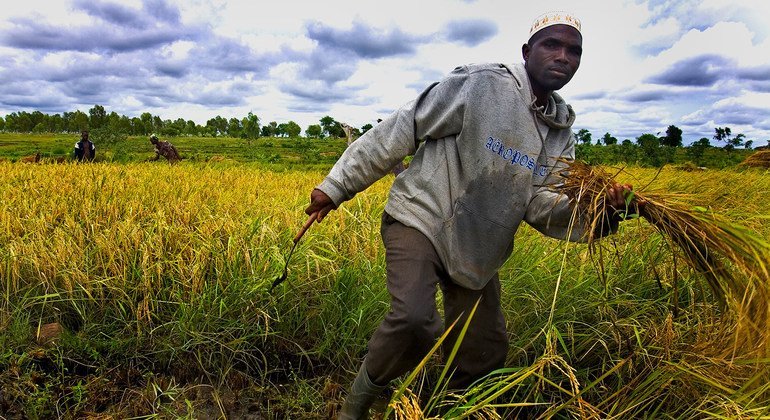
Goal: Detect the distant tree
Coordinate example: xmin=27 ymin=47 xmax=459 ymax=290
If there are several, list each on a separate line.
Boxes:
xmin=260 ymin=121 xmax=278 ymax=137
xmin=636 ymin=133 xmax=659 ymax=148
xmin=602 ymin=132 xmax=618 ymax=145
xmin=575 ymin=128 xmax=592 ymax=144
xmin=138 ymin=112 xmax=152 ymax=134
xmin=109 ymin=113 xmax=131 ymax=134
xmin=329 ymin=122 xmax=345 ymax=138
xmin=714 ymin=126 xmax=733 ymax=149
xmin=15 ymin=113 xmax=33 ymax=132
xmin=687 ymin=137 xmax=711 ymax=164
xmin=637 ymin=133 xmax=662 ymax=166
xmin=152 ymin=116 xmax=164 ymax=133
xmin=63 ymin=112 xmax=76 ymax=131
xmin=4 ymin=113 xmax=16 ymax=131
xmin=361 ymin=123 xmax=374 ymax=134
xmin=129 ymin=117 xmax=142 ymax=135
xmin=305 ymin=124 xmax=322 ymax=138
xmin=166 ymin=118 xmax=184 ymax=135
xmin=49 ymin=114 xmax=64 ymax=132
xmin=733 ymin=133 xmax=746 ymax=149
xmin=618 ymin=139 xmax=638 ymax=162
xmin=713 ymin=127 xmax=730 ymax=142
xmin=184 ymin=120 xmax=197 ymax=136
xmin=242 ymin=112 xmax=260 ymax=139
xmin=227 ymin=117 xmax=242 ymax=137
xmin=105 ymin=112 xmax=121 ymax=133
xmin=320 ymin=115 xmax=336 ymax=137
xmin=89 ymin=105 xmax=107 ymax=129
xmin=276 ymin=123 xmax=288 ymax=137
xmin=0 ymin=116 xmax=5 ymax=131
xmin=70 ymin=110 xmax=90 ymax=131
xmin=206 ymin=116 xmax=227 ymax=136
xmin=714 ymin=126 xmax=746 ymax=151
xmin=744 ymin=140 xmax=753 ymax=150
xmin=661 ymin=125 xmax=683 ymax=147
xmin=206 ymin=118 xmax=217 ymax=136
xmin=285 ymin=121 xmax=301 ymax=138
xmin=30 ymin=111 xmax=46 ymax=129
xmin=318 ymin=116 xmax=346 ymax=138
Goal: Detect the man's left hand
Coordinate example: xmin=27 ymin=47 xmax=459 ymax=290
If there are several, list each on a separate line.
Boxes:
xmin=606 ymin=183 xmax=645 ymax=220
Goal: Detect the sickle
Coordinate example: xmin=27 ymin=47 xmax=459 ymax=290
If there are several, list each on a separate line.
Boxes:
xmin=270 ymin=212 xmax=319 ymax=293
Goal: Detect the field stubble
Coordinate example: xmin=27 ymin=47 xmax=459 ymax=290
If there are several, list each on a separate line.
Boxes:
xmin=0 ymin=161 xmax=768 ymax=418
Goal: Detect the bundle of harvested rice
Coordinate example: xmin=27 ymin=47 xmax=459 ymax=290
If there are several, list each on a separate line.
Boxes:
xmin=740 ymin=150 xmax=770 ymax=168
xmin=554 ymin=160 xmax=770 ymax=353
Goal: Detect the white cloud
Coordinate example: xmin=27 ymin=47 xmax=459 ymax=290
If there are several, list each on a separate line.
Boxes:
xmin=0 ymin=0 xmax=767 ymax=144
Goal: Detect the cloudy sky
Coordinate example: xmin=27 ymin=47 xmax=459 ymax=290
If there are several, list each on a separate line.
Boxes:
xmin=1 ymin=0 xmax=769 ymax=145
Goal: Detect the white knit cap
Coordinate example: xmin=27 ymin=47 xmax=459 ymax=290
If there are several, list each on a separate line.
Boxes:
xmin=529 ymin=11 xmax=581 ymax=37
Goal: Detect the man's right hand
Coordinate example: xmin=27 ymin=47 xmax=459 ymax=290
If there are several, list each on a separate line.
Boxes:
xmin=305 ymin=188 xmax=337 ymax=222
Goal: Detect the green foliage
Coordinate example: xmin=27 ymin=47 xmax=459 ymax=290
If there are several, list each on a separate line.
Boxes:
xmin=242 ymin=112 xmax=260 ymax=139
xmin=575 ymin=128 xmax=592 ymax=144
xmin=285 ymin=121 xmax=302 ymax=138
xmin=714 ymin=126 xmax=749 ymax=151
xmin=305 ymin=124 xmax=322 ymax=138
xmin=601 ymin=132 xmax=618 ymax=145
xmin=320 ymin=115 xmax=345 ymax=138
xmin=88 ymin=104 xmax=107 ymax=129
xmin=574 ymin=140 xmax=752 ymax=168
xmin=44 ymin=110 xmax=253 ymax=140
xmin=661 ymin=124 xmax=683 ymax=147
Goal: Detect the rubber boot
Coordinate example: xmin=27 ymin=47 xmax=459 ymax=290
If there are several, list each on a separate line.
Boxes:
xmin=338 ymin=361 xmax=387 ymax=420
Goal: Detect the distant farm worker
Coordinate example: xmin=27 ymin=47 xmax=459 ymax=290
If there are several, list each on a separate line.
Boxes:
xmin=302 ymin=11 xmax=645 ymax=419
xmin=73 ymin=130 xmax=95 ymax=162
xmin=149 ymin=134 xmax=181 ymax=163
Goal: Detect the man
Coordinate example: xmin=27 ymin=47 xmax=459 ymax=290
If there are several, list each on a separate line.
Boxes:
xmin=73 ymin=130 xmax=95 ymax=162
xmin=304 ymin=12 xmax=641 ymax=419
xmin=149 ymin=134 xmax=181 ymax=163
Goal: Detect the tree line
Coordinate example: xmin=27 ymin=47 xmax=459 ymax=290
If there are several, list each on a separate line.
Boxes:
xmin=574 ymin=124 xmax=765 ymax=168
xmin=575 ymin=124 xmax=758 ymax=150
xmin=0 ymin=105 xmax=373 ymax=140
xmin=1 ymin=106 xmax=765 ymax=168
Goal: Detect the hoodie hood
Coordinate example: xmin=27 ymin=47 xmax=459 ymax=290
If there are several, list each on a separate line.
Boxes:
xmin=504 ymin=62 xmax=576 ymax=130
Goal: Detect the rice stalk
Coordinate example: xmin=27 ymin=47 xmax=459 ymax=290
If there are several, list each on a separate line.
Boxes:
xmin=384 ymin=303 xmax=471 ymax=419
xmin=554 ymin=160 xmax=770 ymax=356
xmin=740 ymin=150 xmax=770 ymax=168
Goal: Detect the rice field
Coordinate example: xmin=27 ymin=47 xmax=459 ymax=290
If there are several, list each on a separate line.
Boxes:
xmin=0 ymin=160 xmax=768 ymax=418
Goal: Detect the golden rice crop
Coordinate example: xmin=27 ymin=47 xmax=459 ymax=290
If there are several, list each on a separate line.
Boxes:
xmin=740 ymin=150 xmax=770 ymax=168
xmin=554 ymin=160 xmax=770 ymax=356
xmin=2 ymin=160 xmax=769 ymax=417
xmin=0 ymin=162 xmax=390 ymax=324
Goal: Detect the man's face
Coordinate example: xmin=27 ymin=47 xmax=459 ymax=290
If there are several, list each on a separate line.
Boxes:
xmin=523 ymin=25 xmax=582 ymax=93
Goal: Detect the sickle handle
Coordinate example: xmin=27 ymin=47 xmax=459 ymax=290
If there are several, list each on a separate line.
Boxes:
xmin=293 ymin=212 xmax=319 ymax=243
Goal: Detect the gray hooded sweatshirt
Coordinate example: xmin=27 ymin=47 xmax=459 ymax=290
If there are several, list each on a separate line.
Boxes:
xmin=317 ymin=62 xmax=592 ymax=290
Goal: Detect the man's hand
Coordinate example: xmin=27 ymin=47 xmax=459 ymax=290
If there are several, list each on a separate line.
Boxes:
xmin=606 ymin=183 xmax=646 ymax=220
xmin=305 ymin=188 xmax=338 ymax=222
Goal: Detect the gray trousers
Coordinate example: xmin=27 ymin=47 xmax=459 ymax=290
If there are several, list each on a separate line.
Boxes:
xmin=365 ymin=213 xmax=508 ymax=389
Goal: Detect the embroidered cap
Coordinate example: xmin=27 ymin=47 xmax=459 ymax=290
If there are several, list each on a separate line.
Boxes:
xmin=529 ymin=11 xmax=581 ymax=37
